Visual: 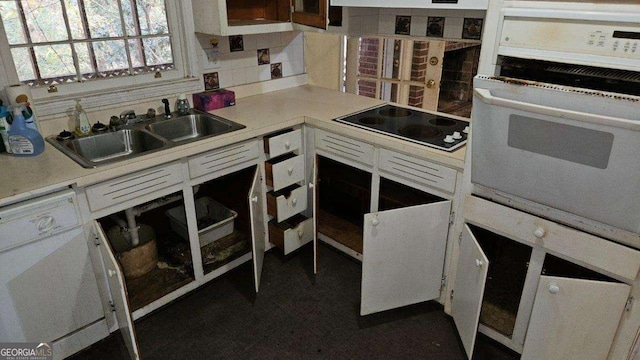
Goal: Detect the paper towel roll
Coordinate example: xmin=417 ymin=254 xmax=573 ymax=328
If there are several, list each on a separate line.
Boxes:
xmin=5 ymin=84 xmax=33 ymax=106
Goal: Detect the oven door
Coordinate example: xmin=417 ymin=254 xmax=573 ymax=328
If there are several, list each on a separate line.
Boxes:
xmin=471 ymin=76 xmax=640 ymax=233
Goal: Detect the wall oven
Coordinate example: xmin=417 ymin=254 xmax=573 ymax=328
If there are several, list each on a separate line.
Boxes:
xmin=470 ymin=2 xmax=640 ymax=245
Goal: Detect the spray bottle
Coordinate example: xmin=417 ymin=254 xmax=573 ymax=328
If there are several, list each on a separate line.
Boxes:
xmin=8 ymin=107 xmax=44 ymax=156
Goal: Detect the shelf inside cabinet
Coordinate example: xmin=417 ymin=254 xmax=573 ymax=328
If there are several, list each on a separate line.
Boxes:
xmin=226 ymin=0 xmax=290 ymax=24
xmin=317 ymin=209 xmax=363 ymax=254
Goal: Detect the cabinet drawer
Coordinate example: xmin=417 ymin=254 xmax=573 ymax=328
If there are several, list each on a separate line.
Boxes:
xmin=268 ymin=215 xmax=313 ymax=255
xmin=267 ymin=184 xmax=308 ymax=222
xmin=265 ymin=153 xmax=305 ymax=191
xmin=264 ymin=129 xmax=302 ymax=158
xmin=189 ymin=140 xmax=259 ymax=179
xmin=86 ymin=162 xmax=183 ymax=212
xmin=464 ymin=196 xmax=640 ymax=282
xmin=315 ymin=129 xmax=374 ymax=166
xmin=379 ymin=149 xmax=457 ymax=194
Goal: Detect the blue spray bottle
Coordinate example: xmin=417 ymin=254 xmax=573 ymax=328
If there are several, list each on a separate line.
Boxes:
xmin=7 ymin=107 xmax=44 ymax=156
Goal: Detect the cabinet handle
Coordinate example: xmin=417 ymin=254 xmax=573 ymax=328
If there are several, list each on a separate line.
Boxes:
xmin=251 ymin=196 xmax=258 ymax=203
xmin=549 ymin=284 xmax=560 ymax=294
xmin=285 ymin=140 xmax=291 ymax=149
xmin=371 ymin=218 xmax=379 ymax=227
xmin=287 ymin=167 xmax=294 ymax=175
xmin=297 ymin=230 xmax=304 ymax=238
xmin=292 ymin=198 xmax=297 ymax=206
xmin=36 ymin=215 xmax=56 ymax=232
xmin=475 ymin=259 xmax=483 ymax=267
xmin=308 ymin=183 xmax=314 ymax=189
xmin=108 ymin=269 xmax=117 ymax=277
xmin=534 ymin=227 xmax=546 ymax=238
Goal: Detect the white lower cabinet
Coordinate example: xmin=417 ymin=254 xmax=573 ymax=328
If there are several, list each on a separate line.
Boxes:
xmin=453 ymin=195 xmax=640 ymax=359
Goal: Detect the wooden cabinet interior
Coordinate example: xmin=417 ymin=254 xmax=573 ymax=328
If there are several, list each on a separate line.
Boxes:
xmin=468 ymin=224 xmax=531 ymax=339
xmin=378 ymin=177 xmax=445 ymax=211
xmin=96 ymin=191 xmax=195 ymax=312
xmin=193 ymin=166 xmax=257 ymax=275
xmin=226 ymin=0 xmax=290 ymax=25
xmin=316 ymin=155 xmax=372 ymax=254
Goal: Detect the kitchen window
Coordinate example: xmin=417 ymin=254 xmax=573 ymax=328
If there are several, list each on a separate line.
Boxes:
xmin=0 ymin=0 xmax=198 ymax=112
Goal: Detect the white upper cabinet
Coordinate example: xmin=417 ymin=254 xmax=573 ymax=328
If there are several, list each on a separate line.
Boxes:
xmin=192 ymin=0 xmax=329 ymax=35
xmin=331 ymin=0 xmax=488 ymax=10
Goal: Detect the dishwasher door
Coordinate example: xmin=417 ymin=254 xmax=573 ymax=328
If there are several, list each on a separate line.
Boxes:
xmin=0 ymin=190 xmax=105 ymax=348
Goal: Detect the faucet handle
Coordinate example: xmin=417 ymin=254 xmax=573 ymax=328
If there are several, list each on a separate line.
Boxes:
xmin=119 ymin=110 xmax=136 ymax=120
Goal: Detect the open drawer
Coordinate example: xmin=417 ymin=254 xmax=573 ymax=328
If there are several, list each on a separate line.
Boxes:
xmin=266 ymin=184 xmax=308 ymax=222
xmin=268 ymin=214 xmax=313 ymax=255
xmin=265 ymin=153 xmax=305 ymax=191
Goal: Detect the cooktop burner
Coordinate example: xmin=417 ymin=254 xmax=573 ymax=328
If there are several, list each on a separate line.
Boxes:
xmin=334 ymin=104 xmax=469 ymax=152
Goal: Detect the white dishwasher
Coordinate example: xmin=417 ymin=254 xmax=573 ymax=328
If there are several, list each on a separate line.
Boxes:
xmin=0 ymin=189 xmax=107 ymax=359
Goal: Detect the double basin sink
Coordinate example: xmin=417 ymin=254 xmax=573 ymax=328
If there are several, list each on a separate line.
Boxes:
xmin=46 ymin=110 xmax=245 ymax=168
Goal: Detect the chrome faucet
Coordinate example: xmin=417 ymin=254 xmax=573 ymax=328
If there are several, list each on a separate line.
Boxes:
xmin=161 ymin=99 xmax=172 ymax=118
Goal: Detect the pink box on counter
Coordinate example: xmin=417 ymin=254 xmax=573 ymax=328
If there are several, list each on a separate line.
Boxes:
xmin=192 ymin=90 xmax=236 ymax=112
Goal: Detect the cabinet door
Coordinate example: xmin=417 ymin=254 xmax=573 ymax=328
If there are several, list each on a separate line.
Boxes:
xmin=292 ymin=0 xmax=327 ymax=29
xmin=94 ymin=222 xmax=140 ymax=360
xmin=360 ymin=200 xmax=451 ymax=316
xmin=521 ymin=276 xmax=630 ymax=360
xmin=312 ymin=155 xmax=318 ymax=275
xmin=249 ymin=167 xmax=267 ymax=292
xmin=452 ymin=224 xmax=489 ymax=360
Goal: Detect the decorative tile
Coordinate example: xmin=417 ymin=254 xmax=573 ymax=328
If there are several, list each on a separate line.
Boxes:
xmin=203 ymin=72 xmax=219 ymax=91
xmin=395 ymin=15 xmax=411 ymax=35
xmin=229 ymin=35 xmax=244 ymax=52
xmin=462 ymin=18 xmax=483 ymax=40
xmin=427 ymin=17 xmax=445 ymax=37
xmin=270 ymin=62 xmax=282 ymax=79
xmin=257 ymin=48 xmax=270 ymax=65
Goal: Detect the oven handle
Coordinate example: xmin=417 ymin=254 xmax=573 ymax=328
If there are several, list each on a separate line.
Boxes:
xmin=474 ymin=88 xmax=640 ymax=131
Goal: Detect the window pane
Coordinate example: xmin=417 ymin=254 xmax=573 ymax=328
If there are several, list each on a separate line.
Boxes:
xmin=74 ymin=43 xmax=94 ymax=74
xmin=358 ymin=37 xmax=379 ymax=78
xmin=34 ymin=44 xmax=75 ymax=78
xmin=21 ymin=0 xmax=68 ymax=43
xmin=84 ymin=0 xmax=123 ymax=38
xmin=143 ymin=36 xmax=172 ymax=65
xmin=0 ymin=1 xmax=27 ymax=45
xmin=409 ymin=85 xmax=424 ymax=108
xmin=93 ymin=40 xmax=128 ymax=72
xmin=357 ymin=79 xmax=376 ymax=99
xmin=381 ymin=39 xmax=401 ymax=80
xmin=11 ymin=48 xmax=36 ymax=81
xmin=128 ymin=39 xmax=144 ymax=67
xmin=121 ymin=0 xmax=138 ymax=36
xmin=411 ymin=41 xmax=428 ymax=82
xmin=137 ymin=0 xmax=169 ymax=35
xmin=64 ymin=0 xmax=87 ymax=39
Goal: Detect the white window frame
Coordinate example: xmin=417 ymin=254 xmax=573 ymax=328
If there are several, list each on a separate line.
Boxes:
xmin=0 ymin=0 xmax=201 ymax=117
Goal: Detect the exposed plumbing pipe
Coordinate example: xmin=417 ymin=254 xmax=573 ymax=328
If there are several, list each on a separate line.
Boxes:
xmin=125 ymin=208 xmax=140 ymax=247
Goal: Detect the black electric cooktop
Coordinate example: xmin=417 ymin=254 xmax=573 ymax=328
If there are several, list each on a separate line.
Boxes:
xmin=334 ymin=104 xmax=469 ymax=152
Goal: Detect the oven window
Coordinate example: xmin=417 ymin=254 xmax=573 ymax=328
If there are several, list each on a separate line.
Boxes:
xmin=508 ymin=115 xmax=614 ymax=169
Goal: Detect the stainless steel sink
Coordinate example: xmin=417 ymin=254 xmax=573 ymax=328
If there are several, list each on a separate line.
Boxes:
xmin=145 ymin=114 xmax=245 ymax=144
xmin=46 ymin=110 xmax=245 ymax=168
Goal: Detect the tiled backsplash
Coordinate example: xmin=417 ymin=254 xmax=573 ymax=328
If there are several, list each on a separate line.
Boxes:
xmin=197 ymin=31 xmax=305 ymax=88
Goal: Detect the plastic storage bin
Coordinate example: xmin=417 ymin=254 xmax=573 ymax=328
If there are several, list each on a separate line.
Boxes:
xmin=166 ymin=197 xmax=237 ymax=247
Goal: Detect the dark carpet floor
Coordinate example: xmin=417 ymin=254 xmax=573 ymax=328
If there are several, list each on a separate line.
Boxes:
xmin=70 ymin=244 xmax=519 ymax=359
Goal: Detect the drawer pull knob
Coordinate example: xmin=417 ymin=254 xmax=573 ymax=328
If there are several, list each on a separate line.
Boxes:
xmin=108 ymin=269 xmax=117 ymax=277
xmin=475 ymin=259 xmax=483 ymax=268
xmin=298 ymin=230 xmax=304 ymax=238
xmin=287 ymin=167 xmax=293 ymax=175
xmin=371 ymin=218 xmax=379 ymax=227
xmin=292 ymin=198 xmax=297 ymax=206
xmin=534 ymin=227 xmax=546 ymax=238
xmin=285 ymin=141 xmax=291 ymax=149
xmin=251 ymin=196 xmax=258 ymax=203
xmin=36 ymin=215 xmax=56 ymax=232
xmin=308 ymin=183 xmax=314 ymax=189
xmin=549 ymin=284 xmax=560 ymax=294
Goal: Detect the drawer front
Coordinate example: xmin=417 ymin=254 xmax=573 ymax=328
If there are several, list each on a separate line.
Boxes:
xmin=315 ymin=129 xmax=374 ymax=166
xmin=464 ymin=196 xmax=640 ymax=282
xmin=267 ymin=185 xmax=308 ymax=222
xmin=379 ymin=149 xmax=457 ymax=193
xmin=269 ymin=216 xmax=314 ymax=255
xmin=264 ymin=129 xmax=302 ymax=158
xmin=189 ymin=140 xmax=260 ymax=179
xmin=266 ymin=154 xmax=305 ymax=191
xmin=86 ymin=162 xmax=183 ymax=212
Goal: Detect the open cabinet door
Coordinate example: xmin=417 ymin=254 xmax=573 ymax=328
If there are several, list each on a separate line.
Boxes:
xmin=249 ymin=167 xmax=266 ymax=292
xmin=360 ymin=200 xmax=451 ymax=316
xmin=94 ymin=222 xmax=141 ymax=360
xmin=452 ymin=224 xmax=490 ymax=360
xmin=312 ymin=155 xmax=318 ymax=275
xmin=521 ymin=276 xmax=630 ymax=360
xmin=291 ymin=0 xmax=327 ymax=29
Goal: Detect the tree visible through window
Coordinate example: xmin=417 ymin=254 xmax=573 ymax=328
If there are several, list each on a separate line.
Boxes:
xmin=0 ymin=0 xmax=174 ymax=86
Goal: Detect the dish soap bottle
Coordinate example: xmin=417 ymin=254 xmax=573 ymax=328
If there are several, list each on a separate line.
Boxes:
xmin=8 ymin=107 xmax=44 ymax=156
xmin=74 ymin=99 xmax=91 ymax=136
xmin=176 ymin=94 xmax=190 ymax=115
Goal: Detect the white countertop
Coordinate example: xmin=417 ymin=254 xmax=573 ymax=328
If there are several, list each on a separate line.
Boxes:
xmin=0 ymin=85 xmax=467 ymax=206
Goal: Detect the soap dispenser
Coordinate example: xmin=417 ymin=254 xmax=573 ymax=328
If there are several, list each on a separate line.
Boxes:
xmin=176 ymin=94 xmax=190 ymax=115
xmin=7 ymin=107 xmax=44 ymax=156
xmin=74 ymin=99 xmax=91 ymax=136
